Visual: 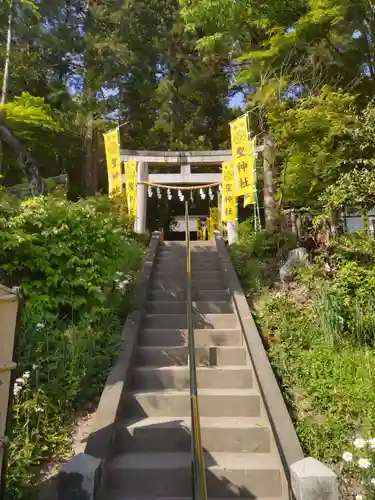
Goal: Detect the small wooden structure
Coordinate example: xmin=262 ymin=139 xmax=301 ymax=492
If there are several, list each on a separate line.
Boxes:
xmin=0 ymin=285 xmax=19 ymax=488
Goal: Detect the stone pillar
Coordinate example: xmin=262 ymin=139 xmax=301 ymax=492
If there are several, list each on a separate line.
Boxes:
xmin=58 ymin=453 xmax=102 ymax=500
xmin=135 ymin=161 xmax=148 ymax=234
xmin=227 ymin=221 xmax=237 ymax=245
xmin=291 ymin=457 xmax=339 ymax=500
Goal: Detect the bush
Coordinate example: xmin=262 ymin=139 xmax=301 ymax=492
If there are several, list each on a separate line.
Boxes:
xmin=256 ymin=286 xmax=375 ymax=466
xmin=8 ymin=310 xmax=122 ymax=497
xmin=0 ymin=196 xmax=146 ymax=499
xmin=0 ymin=196 xmax=144 ymax=320
xmin=234 ymin=227 xmax=297 ymax=259
xmin=233 ymin=228 xmax=375 ymax=487
xmin=231 ymin=227 xmax=297 ymax=294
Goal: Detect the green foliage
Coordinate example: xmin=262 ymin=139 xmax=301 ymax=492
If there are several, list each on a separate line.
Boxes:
xmin=8 ymin=309 xmax=122 ymax=498
xmin=0 ymin=196 xmax=143 ymax=319
xmin=0 ymin=0 xmax=234 ymax=196
xmin=231 ymin=225 xmax=297 ymax=294
xmin=267 ymin=88 xmax=357 ymax=208
xmin=272 ymin=335 xmax=375 ymax=463
xmin=181 ymin=0 xmax=375 ymax=220
xmin=324 ymin=169 xmax=375 ymax=228
xmin=233 ymin=229 xmax=375 ymax=475
xmin=0 ymin=93 xmax=65 ymax=185
xmin=1 ymin=93 xmax=62 ymax=135
xmin=233 ymin=225 xmax=297 ymax=259
xmin=0 ymin=195 xmax=146 ymax=498
xmin=330 ymin=233 xmax=375 ymax=265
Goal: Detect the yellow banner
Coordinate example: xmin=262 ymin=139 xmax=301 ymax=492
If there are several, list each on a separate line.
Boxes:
xmin=197 ymin=218 xmax=203 ymax=240
xmin=230 ymin=114 xmax=255 ymax=198
xmin=104 ymin=128 xmax=122 ymax=196
xmin=230 ymin=114 xmax=250 ymax=157
xmin=243 ymin=138 xmax=256 ymax=207
xmin=208 ymin=207 xmax=219 ymax=240
xmin=222 ymin=161 xmax=236 ymax=222
xmin=124 ymin=160 xmax=137 ymax=217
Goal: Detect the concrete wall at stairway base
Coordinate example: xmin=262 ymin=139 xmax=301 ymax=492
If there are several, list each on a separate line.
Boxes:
xmin=57 ymin=232 xmax=161 ymax=500
xmin=214 ymin=233 xmax=339 ymax=500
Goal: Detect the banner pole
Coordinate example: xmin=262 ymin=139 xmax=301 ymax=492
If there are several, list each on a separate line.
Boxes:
xmin=245 ymin=112 xmax=261 ymax=232
xmin=116 ymin=127 xmax=125 ymax=221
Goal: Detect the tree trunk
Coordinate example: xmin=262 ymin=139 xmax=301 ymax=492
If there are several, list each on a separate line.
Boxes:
xmin=81 ymin=0 xmax=97 ymax=197
xmin=82 ymin=108 xmax=96 ymax=196
xmin=0 ymin=119 xmax=44 ymax=194
xmin=0 ymin=0 xmax=14 ymax=176
xmin=330 ymin=209 xmax=340 ymax=237
xmin=1 ymin=0 xmax=14 ymax=106
xmin=263 ymin=134 xmax=279 ymax=231
xmin=362 ymin=208 xmax=370 ymax=235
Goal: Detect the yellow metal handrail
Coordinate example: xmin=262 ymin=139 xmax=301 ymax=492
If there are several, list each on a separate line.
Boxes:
xmin=185 ymin=201 xmax=208 ymax=500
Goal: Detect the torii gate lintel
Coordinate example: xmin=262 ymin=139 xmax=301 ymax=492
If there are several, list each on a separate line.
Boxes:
xmin=120 ymin=149 xmax=263 ymax=241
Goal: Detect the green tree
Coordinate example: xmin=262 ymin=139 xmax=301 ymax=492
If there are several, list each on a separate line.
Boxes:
xmin=267 ymin=88 xmax=357 ymax=209
xmin=324 ymin=168 xmax=375 ymax=233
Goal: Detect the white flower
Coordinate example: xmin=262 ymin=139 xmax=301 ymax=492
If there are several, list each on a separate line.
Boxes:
xmin=354 ymin=438 xmax=367 ymax=449
xmin=15 ymin=377 xmax=24 ymax=385
xmin=358 ymin=458 xmax=371 ymax=469
xmin=35 ymin=405 xmax=44 ymax=413
xmin=368 ymin=438 xmax=375 ymax=450
xmin=13 ymin=384 xmax=22 ymax=396
xmin=36 ymin=323 xmax=45 ymax=329
xmin=23 ymin=371 xmax=30 ymax=380
xmin=342 ymin=451 xmax=353 ymax=463
xmin=370 ymin=478 xmax=375 ymax=486
xmin=355 ymin=495 xmax=364 ymax=500
xmin=32 ymin=364 xmax=38 ymax=370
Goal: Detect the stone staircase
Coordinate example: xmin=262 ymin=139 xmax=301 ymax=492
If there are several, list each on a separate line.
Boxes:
xmin=105 ymin=241 xmax=288 ymax=500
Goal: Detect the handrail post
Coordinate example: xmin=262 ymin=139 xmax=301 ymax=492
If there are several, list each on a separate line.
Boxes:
xmin=185 ymin=202 xmax=208 ymax=500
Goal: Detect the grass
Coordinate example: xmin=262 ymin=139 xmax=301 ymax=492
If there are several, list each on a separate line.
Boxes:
xmin=8 ymin=309 xmax=123 ymax=498
xmin=231 ymin=228 xmax=375 ymax=498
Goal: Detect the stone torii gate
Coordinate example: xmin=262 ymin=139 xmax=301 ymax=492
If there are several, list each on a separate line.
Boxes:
xmin=120 ymin=148 xmax=263 ymax=242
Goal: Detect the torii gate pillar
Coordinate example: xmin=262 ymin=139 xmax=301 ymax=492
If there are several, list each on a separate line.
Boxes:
xmin=122 ymin=149 xmax=264 ymax=239
xmin=227 ymin=221 xmax=238 ymax=245
xmin=134 ymin=162 xmax=148 ymax=234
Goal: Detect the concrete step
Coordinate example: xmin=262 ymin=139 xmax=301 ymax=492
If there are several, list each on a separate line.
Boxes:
xmin=149 ymin=283 xmax=228 ymax=294
xmin=155 ymin=259 xmax=220 ymax=270
xmin=160 ymin=244 xmax=216 ymax=252
xmin=157 ymin=253 xmax=219 ymax=261
xmin=160 ymin=240 xmax=215 ymax=246
xmin=155 ymin=260 xmax=221 ymax=271
xmin=146 ymin=301 xmax=233 ymax=315
xmin=153 ymin=271 xmax=223 ymax=282
xmin=151 ymin=279 xmax=225 ymax=291
xmin=190 ymin=241 xmax=217 ymax=248
xmin=108 ymin=452 xmax=283 ymax=498
xmin=156 ymin=251 xmax=219 ymax=258
xmin=139 ymin=329 xmax=242 ymax=347
xmin=115 ymin=417 xmax=271 ymax=453
xmin=110 ymin=497 xmax=285 ymax=500
xmin=143 ymin=314 xmax=238 ymax=330
xmin=123 ymin=389 xmax=261 ymax=418
xmin=132 ymin=366 xmax=253 ymax=390
xmin=147 ymin=290 xmax=230 ymax=302
xmin=135 ymin=346 xmax=247 ymax=367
